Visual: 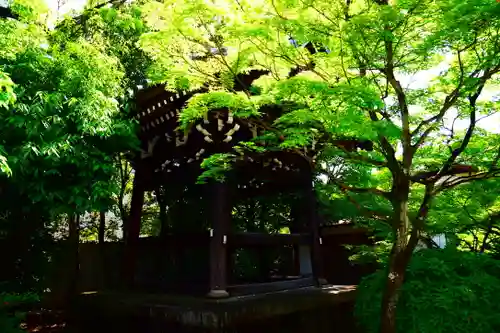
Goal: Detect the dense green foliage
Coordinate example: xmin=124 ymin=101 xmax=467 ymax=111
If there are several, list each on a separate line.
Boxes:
xmin=0 ymin=0 xmax=141 ymax=292
xmin=180 ymin=91 xmax=259 ymax=130
xmin=356 ymin=249 xmax=500 ymax=333
xmin=428 ymin=178 xmax=500 ymax=253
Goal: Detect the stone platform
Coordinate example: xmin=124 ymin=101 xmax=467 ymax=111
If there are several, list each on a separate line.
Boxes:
xmin=73 ymin=285 xmax=357 ymax=332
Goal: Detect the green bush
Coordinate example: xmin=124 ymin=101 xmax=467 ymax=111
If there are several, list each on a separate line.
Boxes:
xmin=0 ymin=293 xmax=39 ymax=333
xmin=355 ymin=249 xmax=500 ymax=333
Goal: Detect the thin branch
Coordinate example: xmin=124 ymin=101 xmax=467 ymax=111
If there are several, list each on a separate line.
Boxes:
xmin=412 ymin=49 xmax=499 ymax=152
xmin=435 ymin=95 xmax=478 ymax=178
xmin=435 ymin=169 xmax=500 ymax=193
xmin=337 ymin=186 xmax=392 ymax=223
xmin=480 ymin=221 xmax=493 ymax=253
xmin=196 ymin=16 xmax=253 ymax=96
xmin=411 ymin=46 xmax=477 ymax=140
xmin=433 ymin=64 xmax=500 ymax=180
xmin=463 ymin=203 xmax=479 ymax=224
xmin=461 ymin=239 xmax=476 ymax=252
xmin=490 ymin=146 xmax=500 ymax=169
xmin=337 ymin=182 xmax=392 ymax=199
xmin=339 ymin=30 xmax=351 ymax=84
xmin=340 ymin=152 xmax=388 ymax=167
xmin=419 ymin=232 xmax=440 ymax=249
xmin=344 ymin=0 xmax=352 ymax=20
xmin=370 ymin=73 xmax=389 ymax=101
xmin=471 ymin=229 xmax=479 ymax=251
xmin=444 ymin=114 xmax=460 ymax=154
xmin=367 ymin=110 xmax=400 ymax=174
xmin=414 ymin=184 xmax=434 ymax=225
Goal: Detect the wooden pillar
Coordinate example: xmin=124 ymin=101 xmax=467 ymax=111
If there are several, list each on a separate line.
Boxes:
xmin=293 ymin=168 xmax=326 ymax=286
xmin=207 ymin=181 xmax=231 ymax=298
xmin=123 ymin=169 xmax=145 ymax=289
xmin=303 ymin=170 xmax=327 ymax=285
xmin=290 ymin=202 xmax=313 ymax=277
xmin=290 ymin=207 xmax=303 ymax=276
xmin=292 ymin=245 xmax=301 ymax=276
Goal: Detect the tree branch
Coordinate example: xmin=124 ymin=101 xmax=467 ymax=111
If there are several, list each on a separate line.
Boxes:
xmin=461 ymin=239 xmax=476 ymax=252
xmin=471 ymin=229 xmax=479 ymax=251
xmin=336 ymin=185 xmax=392 ymax=222
xmin=339 ymin=151 xmax=388 ymax=167
xmin=414 ymin=184 xmax=434 ymax=224
xmin=418 ymin=64 xmax=500 ymax=186
xmin=411 ymin=38 xmax=479 ymax=139
xmin=480 ymin=222 xmax=493 ymax=253
xmin=367 ymin=110 xmax=400 ymax=174
xmin=434 ymin=96 xmax=478 ymax=179
xmin=412 ymin=52 xmax=500 ymax=151
xmin=463 ymin=201 xmax=479 ymax=224
xmin=337 ymin=182 xmax=392 ymax=199
xmin=382 ymin=31 xmax=412 ymax=170
xmin=435 ymin=169 xmax=500 ymax=193
xmin=491 ymin=146 xmax=500 ymax=169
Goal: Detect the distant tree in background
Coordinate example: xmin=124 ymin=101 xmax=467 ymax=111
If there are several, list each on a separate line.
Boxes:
xmin=0 ymin=0 xmax=139 ymax=291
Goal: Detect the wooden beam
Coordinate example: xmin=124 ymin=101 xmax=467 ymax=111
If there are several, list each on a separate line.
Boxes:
xmin=227 ymin=276 xmax=315 ymax=296
xmin=320 ymin=224 xmax=370 ymax=237
xmin=133 ymin=232 xmax=309 ymax=247
xmin=229 ymin=232 xmax=310 ymax=246
xmin=135 ymin=84 xmax=168 ymax=105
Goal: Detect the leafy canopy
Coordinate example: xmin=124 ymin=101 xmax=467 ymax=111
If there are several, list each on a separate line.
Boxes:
xmin=0 ymin=0 xmax=138 ymax=215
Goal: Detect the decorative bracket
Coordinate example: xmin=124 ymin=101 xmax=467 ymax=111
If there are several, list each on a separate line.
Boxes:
xmin=140 ymin=135 xmax=159 ymax=159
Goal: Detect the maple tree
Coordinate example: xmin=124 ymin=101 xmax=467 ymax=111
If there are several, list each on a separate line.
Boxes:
xmin=139 ymin=0 xmax=500 ymax=331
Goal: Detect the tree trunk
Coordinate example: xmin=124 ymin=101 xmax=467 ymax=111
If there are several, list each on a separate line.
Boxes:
xmin=379 ymin=244 xmax=411 ymax=333
xmin=380 ymin=194 xmax=419 ymax=333
xmin=98 ymin=211 xmax=106 ymax=244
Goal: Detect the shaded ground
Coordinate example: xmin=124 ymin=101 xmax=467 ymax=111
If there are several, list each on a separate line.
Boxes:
xmin=22 ymin=310 xmax=67 ymax=333
xmin=20 ymin=297 xmax=361 ymax=333
xmin=21 ymin=311 xmax=360 ymax=333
